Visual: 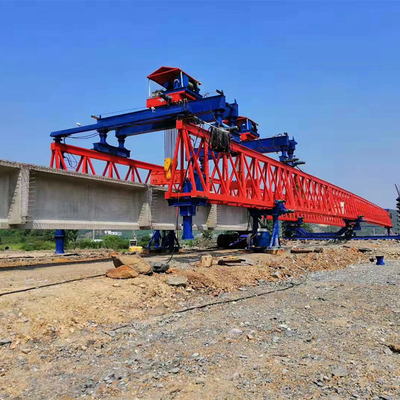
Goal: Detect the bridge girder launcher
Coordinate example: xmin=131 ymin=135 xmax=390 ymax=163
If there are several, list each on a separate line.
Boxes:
xmin=50 ymin=66 xmax=393 ymax=248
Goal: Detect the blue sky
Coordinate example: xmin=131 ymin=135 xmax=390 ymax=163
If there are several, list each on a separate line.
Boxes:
xmin=0 ymin=1 xmax=399 ymax=208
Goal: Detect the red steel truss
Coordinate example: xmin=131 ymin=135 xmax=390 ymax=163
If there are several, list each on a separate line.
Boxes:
xmin=50 ymin=122 xmax=392 ymax=228
xmin=50 ymin=142 xmax=166 ymax=184
xmin=165 ymin=121 xmax=392 ymax=228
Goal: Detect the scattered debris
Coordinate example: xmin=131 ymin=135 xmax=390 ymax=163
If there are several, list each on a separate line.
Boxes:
xmin=358 ymin=247 xmax=372 ymax=253
xmin=331 ymin=366 xmax=348 ymax=377
xmin=265 ymin=248 xmax=285 ymax=255
xmin=271 ymin=271 xmax=284 ymax=279
xmin=111 ymin=254 xmax=153 ymax=275
xmin=291 ymin=248 xmax=313 ymax=254
xmin=152 ymin=262 xmax=170 ymax=273
xmin=217 ymin=257 xmax=251 ymax=266
xmin=106 ymin=265 xmax=139 ymax=279
xmin=166 ymin=276 xmax=188 ymax=287
xmin=386 ymin=343 xmax=400 ymax=353
xmin=201 ymin=255 xmax=213 ymax=267
xmin=0 ymin=338 xmax=12 ymax=346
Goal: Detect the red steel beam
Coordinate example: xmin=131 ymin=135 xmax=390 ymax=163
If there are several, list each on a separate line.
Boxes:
xmin=165 ymin=121 xmax=392 ymax=228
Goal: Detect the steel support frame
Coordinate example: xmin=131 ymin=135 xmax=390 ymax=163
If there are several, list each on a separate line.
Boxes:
xmin=165 ymin=121 xmax=392 ymax=228
xmin=50 ymin=142 xmax=166 ymax=184
xmin=249 ymin=201 xmax=292 ymax=249
xmin=284 ymin=218 xmax=400 ymax=241
xmin=147 ymin=230 xmax=180 ymax=252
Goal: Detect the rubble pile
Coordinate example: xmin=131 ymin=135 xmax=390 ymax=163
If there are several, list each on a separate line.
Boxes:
xmin=109 ymin=254 xmax=153 ymax=277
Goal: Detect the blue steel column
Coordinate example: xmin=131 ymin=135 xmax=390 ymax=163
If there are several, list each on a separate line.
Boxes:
xmin=268 ymin=201 xmax=292 ymax=249
xmin=248 ymin=211 xmax=260 ymax=249
xmin=147 ymin=230 xmax=162 ymax=249
xmin=169 ymin=175 xmax=207 ymax=241
xmin=180 ymin=206 xmax=195 ymax=240
xmin=54 ymin=153 xmax=66 ymax=255
xmin=55 ymin=229 xmax=66 ymax=254
xmin=269 ymin=215 xmax=281 ymax=248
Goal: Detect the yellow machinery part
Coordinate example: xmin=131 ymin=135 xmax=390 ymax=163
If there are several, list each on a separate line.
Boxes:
xmin=164 ymin=157 xmax=172 ymax=180
xmin=128 ymin=246 xmax=143 ymax=253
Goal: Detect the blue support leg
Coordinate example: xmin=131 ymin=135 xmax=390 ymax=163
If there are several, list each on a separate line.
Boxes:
xmin=182 ymin=216 xmax=194 ymax=240
xmin=248 ymin=213 xmax=259 ymax=249
xmin=247 ymin=201 xmax=293 ymax=251
xmin=55 ymin=229 xmax=65 ymax=254
xmin=269 ymin=215 xmax=280 ymax=248
xmin=167 ymin=178 xmax=208 ymax=242
xmin=147 ymin=230 xmax=161 ymax=249
xmin=268 ymin=200 xmax=293 ymax=249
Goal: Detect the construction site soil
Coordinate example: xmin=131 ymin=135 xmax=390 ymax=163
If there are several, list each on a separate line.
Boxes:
xmin=0 ymin=240 xmax=399 ymax=399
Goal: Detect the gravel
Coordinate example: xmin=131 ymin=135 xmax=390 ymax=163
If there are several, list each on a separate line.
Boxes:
xmin=1 ymin=258 xmax=400 ymax=399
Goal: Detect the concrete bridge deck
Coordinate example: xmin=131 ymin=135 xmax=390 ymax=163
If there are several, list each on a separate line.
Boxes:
xmin=0 ymin=160 xmax=248 ymax=231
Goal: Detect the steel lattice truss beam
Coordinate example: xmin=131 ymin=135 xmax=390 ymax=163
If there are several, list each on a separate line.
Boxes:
xmin=51 ymin=143 xmax=165 ymax=184
xmin=165 ymin=121 xmax=391 ymax=228
xmin=50 ymin=122 xmax=392 ymax=228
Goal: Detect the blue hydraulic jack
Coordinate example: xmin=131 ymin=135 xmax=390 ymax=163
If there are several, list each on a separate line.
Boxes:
xmin=248 ymin=200 xmax=293 ymax=251
xmin=168 ymin=175 xmax=208 ymax=241
xmin=147 ymin=230 xmax=180 ymax=253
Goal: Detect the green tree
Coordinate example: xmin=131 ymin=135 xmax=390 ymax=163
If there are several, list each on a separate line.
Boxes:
xmin=138 ymin=234 xmax=151 ymax=248
xmin=103 ymin=235 xmax=128 ymax=250
xmin=66 ymin=230 xmax=79 ymax=244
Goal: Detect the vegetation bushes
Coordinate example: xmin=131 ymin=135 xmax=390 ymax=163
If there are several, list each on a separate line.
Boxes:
xmin=138 ymin=234 xmax=151 ymax=248
xmin=72 ymin=239 xmax=104 ymax=250
xmin=20 ymin=241 xmax=55 ymax=251
xmin=70 ymin=236 xmax=130 ymax=251
xmin=0 ymin=230 xmax=169 ymax=252
xmin=102 ymin=235 xmax=129 ymax=250
xmin=0 ymin=229 xmax=77 ymax=251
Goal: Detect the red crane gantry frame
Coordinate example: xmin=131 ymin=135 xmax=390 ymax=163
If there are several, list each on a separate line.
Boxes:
xmin=50 ymin=120 xmax=392 ymax=228
xmin=51 ymin=142 xmax=165 ymax=183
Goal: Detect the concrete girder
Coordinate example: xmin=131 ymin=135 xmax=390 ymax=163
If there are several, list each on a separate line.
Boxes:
xmin=0 ymin=159 xmax=249 ymax=231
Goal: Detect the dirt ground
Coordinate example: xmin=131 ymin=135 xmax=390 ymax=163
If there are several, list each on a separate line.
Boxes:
xmin=0 ymin=250 xmax=112 ymax=270
xmin=0 ymin=240 xmax=400 ymax=399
